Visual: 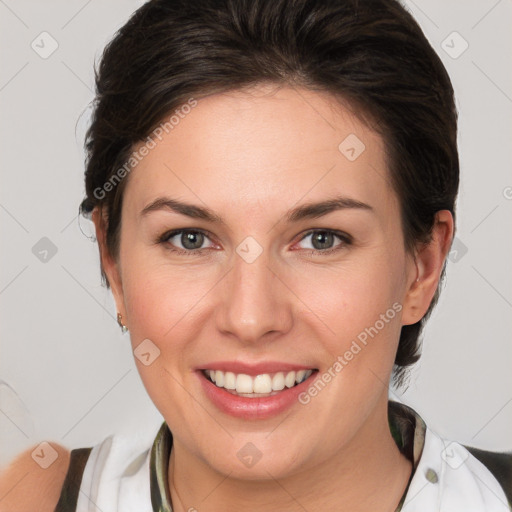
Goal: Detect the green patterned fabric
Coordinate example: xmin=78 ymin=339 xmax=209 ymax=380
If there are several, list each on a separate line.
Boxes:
xmin=149 ymin=400 xmax=426 ymax=512
xmin=150 ymin=415 xmax=174 ymax=512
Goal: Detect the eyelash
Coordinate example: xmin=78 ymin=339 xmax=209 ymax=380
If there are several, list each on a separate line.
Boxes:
xmin=157 ymin=229 xmax=352 ymax=257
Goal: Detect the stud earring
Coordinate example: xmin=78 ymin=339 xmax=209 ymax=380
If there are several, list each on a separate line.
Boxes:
xmin=117 ymin=313 xmax=128 ymax=334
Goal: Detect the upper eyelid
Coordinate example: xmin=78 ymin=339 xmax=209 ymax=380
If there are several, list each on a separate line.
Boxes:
xmin=160 ymin=228 xmax=213 ymax=240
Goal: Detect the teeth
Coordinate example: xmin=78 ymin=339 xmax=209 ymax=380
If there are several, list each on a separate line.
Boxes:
xmin=204 ymin=369 xmax=313 ymax=395
xmin=253 ymin=374 xmax=272 ymax=394
xmin=224 ymin=371 xmax=236 ymax=390
xmin=296 ymin=369 xmax=306 ymax=383
xmin=284 ymin=371 xmax=296 ymax=388
xmin=272 ymin=372 xmax=285 ymax=391
xmin=236 ymin=374 xmax=253 ymax=393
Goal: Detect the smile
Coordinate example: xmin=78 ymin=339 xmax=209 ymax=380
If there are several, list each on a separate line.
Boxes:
xmin=203 ymin=369 xmax=314 ymax=397
xmin=197 ymin=365 xmax=318 ymax=419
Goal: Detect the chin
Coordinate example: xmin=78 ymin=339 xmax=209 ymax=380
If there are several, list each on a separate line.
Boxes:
xmin=195 ymin=431 xmax=311 ymax=481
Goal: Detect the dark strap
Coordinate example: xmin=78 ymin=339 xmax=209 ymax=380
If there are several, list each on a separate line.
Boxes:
xmin=465 ymin=445 xmax=512 ymax=507
xmin=54 ymin=447 xmax=93 ymax=512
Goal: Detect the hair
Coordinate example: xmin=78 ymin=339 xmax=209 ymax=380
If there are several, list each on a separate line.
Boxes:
xmin=79 ymin=0 xmax=459 ymax=386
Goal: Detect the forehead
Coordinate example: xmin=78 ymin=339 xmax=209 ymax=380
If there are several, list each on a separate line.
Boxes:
xmin=123 ymin=85 xmax=395 ymax=221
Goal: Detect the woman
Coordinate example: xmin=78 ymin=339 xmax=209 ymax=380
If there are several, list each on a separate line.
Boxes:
xmin=1 ymin=0 xmax=510 ymax=510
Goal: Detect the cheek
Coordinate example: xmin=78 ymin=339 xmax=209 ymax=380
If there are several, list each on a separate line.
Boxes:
xmin=307 ymin=258 xmax=403 ymax=326
xmin=119 ymin=249 xmax=223 ymax=378
xmin=119 ymin=233 xmax=199 ymax=331
xmin=123 ymin=264 xmax=206 ymax=342
xmin=298 ymin=252 xmax=406 ymax=369
xmin=120 ymin=264 xmax=209 ymax=414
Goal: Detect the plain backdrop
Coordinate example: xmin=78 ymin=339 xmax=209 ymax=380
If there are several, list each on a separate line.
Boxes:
xmin=1 ymin=0 xmax=511 ymax=467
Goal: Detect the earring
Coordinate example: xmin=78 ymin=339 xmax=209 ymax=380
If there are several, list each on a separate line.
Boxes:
xmin=117 ymin=313 xmax=128 ymax=334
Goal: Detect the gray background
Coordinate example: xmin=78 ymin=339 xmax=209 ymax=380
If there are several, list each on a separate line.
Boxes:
xmin=1 ymin=0 xmax=511 ymax=468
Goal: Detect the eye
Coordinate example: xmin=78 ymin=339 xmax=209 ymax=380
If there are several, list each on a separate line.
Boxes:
xmin=158 ymin=229 xmax=216 ymax=255
xmin=157 ymin=228 xmax=351 ymax=256
xmin=294 ymin=229 xmax=352 ymax=255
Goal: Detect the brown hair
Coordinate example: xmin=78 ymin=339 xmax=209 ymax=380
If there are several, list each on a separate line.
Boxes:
xmin=80 ymin=0 xmax=459 ymax=385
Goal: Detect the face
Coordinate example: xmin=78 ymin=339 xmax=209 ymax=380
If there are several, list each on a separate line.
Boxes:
xmin=96 ymin=84 xmax=444 ymax=480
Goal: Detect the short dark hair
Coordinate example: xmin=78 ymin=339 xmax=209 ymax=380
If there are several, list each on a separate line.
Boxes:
xmin=80 ymin=0 xmax=459 ymax=385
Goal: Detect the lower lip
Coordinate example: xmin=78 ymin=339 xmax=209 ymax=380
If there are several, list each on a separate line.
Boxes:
xmin=197 ymin=371 xmax=317 ymax=420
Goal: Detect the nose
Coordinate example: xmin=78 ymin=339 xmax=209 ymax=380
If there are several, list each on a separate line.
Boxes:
xmin=216 ymin=245 xmax=293 ymax=345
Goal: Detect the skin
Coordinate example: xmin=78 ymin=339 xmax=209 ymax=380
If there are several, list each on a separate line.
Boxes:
xmin=0 ymin=443 xmax=70 ymax=512
xmin=93 ymin=84 xmax=453 ymax=512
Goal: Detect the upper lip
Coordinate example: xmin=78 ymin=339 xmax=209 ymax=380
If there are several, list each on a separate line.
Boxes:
xmin=197 ymin=361 xmax=317 ymax=376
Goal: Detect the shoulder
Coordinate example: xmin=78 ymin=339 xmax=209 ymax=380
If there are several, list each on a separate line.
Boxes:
xmin=464 ymin=445 xmax=512 ymax=509
xmin=390 ymin=401 xmax=512 ymax=511
xmin=0 ymin=423 xmax=163 ymax=512
xmin=0 ymin=442 xmax=70 ymax=512
xmin=406 ymin=427 xmax=512 ymax=511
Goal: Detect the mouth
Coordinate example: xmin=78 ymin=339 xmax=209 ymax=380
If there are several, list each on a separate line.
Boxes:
xmin=201 ymin=368 xmax=315 ymax=398
xmin=197 ymin=365 xmax=319 ymax=419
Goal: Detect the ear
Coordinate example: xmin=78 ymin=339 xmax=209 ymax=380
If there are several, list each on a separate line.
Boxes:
xmin=401 ymin=210 xmax=454 ymax=326
xmin=92 ymin=206 xmax=127 ymax=325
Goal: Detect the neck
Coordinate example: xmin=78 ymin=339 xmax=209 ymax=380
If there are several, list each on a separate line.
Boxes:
xmin=168 ymin=398 xmax=412 ymax=512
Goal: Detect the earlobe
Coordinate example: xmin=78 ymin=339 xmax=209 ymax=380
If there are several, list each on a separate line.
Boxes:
xmin=91 ymin=206 xmax=128 ymax=326
xmin=401 ymin=210 xmax=454 ymax=326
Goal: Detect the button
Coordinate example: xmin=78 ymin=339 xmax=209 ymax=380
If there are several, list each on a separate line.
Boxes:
xmin=425 ymin=468 xmax=438 ymax=483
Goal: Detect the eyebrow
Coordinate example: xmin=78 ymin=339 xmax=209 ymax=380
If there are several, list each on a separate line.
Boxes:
xmin=140 ymin=195 xmax=373 ymax=223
